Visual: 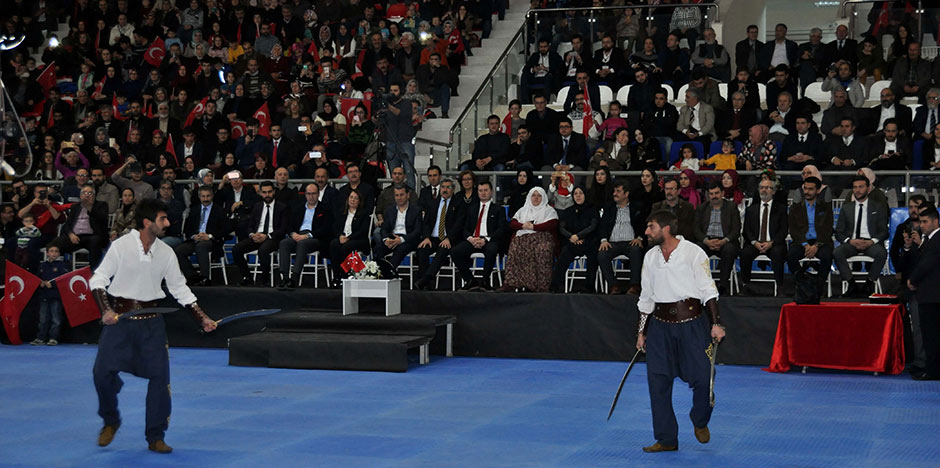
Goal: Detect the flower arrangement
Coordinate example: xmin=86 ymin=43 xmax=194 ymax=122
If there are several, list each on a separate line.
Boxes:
xmin=351 ymin=260 xmax=381 ymax=279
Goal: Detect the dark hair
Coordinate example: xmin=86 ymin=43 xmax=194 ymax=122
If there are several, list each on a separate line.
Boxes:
xmin=707 ymin=181 xmax=723 ymax=192
xmin=612 ymin=181 xmax=629 ymax=193
xmin=883 ymin=118 xmax=899 ymax=130
xmin=259 ymin=180 xmax=275 ymax=191
xmin=478 ymin=180 xmax=493 ymax=190
xmin=775 ymin=23 xmax=788 ymax=30
xmin=135 ymin=198 xmax=168 ymax=229
xmin=803 ymin=176 xmax=822 ymax=189
xmin=747 ymin=24 xmax=758 ymax=32
xmin=648 ymin=210 xmax=679 ymax=236
xmin=559 ymin=117 xmax=573 ymax=126
xmin=427 ymin=165 xmax=442 ymax=175
xmin=853 ymin=175 xmax=871 ymax=187
xmin=198 ymin=185 xmax=214 ymax=196
xmin=774 ymin=64 xmax=790 ymax=74
xmin=487 ymin=114 xmax=500 ymax=123
xmin=345 ymin=161 xmax=360 ymax=172
xmin=81 ymin=183 xmax=96 ymax=194
xmin=910 ymin=194 xmax=928 ymax=205
xmin=840 ymin=116 xmax=856 ymax=127
xmin=920 ymin=203 xmax=939 ymax=221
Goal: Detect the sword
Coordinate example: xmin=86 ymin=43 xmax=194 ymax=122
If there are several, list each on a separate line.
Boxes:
xmin=116 ymin=307 xmax=179 ymax=320
xmin=213 ymin=309 xmax=282 ymax=327
xmin=607 ymin=348 xmax=643 ymax=421
xmin=708 ymin=338 xmax=720 ymax=408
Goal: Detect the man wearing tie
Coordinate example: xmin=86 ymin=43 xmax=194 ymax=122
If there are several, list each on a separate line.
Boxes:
xmin=676 ymin=88 xmax=716 ymax=148
xmin=175 ymin=186 xmax=227 ymax=286
xmin=232 ymin=182 xmax=289 ymax=286
xmin=780 ymin=114 xmax=824 ymax=171
xmin=542 ymin=118 xmax=588 ymax=174
xmin=267 ymin=124 xmax=297 ymax=172
xmin=906 ymin=204 xmax=940 ymax=380
xmin=415 ymin=179 xmax=465 ymax=290
xmin=912 ymin=88 xmax=940 ymax=141
xmin=451 ymin=181 xmax=506 ymax=291
xmin=832 ymin=176 xmax=889 ymax=297
xmin=740 ymin=178 xmax=788 ymax=295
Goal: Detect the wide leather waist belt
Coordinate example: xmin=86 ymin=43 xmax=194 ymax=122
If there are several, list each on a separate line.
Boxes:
xmin=113 ymin=298 xmax=160 ymax=320
xmin=653 ymin=298 xmax=702 ymax=323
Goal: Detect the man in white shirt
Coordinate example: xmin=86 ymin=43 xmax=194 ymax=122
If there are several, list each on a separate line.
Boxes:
xmin=452 ymin=181 xmax=507 ymax=291
xmin=91 ymin=198 xmax=216 ymax=454
xmin=832 ymin=176 xmax=889 ymax=297
xmin=373 ymin=186 xmax=421 ymax=269
xmin=636 ymin=210 xmax=726 ymax=453
xmin=231 ymin=182 xmax=289 ymax=286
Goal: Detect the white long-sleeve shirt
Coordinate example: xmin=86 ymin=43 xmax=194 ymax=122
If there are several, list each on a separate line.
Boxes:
xmin=637 ymin=237 xmax=719 ymax=315
xmin=90 ymin=229 xmax=196 ymax=305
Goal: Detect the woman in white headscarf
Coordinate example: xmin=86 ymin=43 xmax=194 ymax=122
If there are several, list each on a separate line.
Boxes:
xmin=499 ymin=187 xmax=559 ymax=292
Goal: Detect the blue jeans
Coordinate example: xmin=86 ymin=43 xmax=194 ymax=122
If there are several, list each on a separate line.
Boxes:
xmin=161 ymin=236 xmax=183 ymax=249
xmin=37 ymin=298 xmax=63 ymax=341
xmin=387 ymin=141 xmax=416 ymax=189
xmin=432 ymin=86 xmax=451 ymax=115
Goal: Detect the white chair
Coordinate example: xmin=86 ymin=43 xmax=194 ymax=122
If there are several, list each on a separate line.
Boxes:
xmin=660 ymin=83 xmax=675 ymax=101
xmin=208 ymin=254 xmax=229 ymax=286
xmin=297 ymin=252 xmax=330 ymax=287
xmin=247 ymin=251 xmax=277 ymax=287
xmin=596 ymin=255 xmax=633 ymax=293
xmin=430 ymin=253 xmax=458 ymax=291
xmin=553 ymin=86 xmax=569 ymax=106
xmin=395 ymin=251 xmax=416 ymax=289
xmin=71 ymin=248 xmax=90 ymax=270
xmin=616 ymin=84 xmax=632 ymax=104
xmin=709 ymin=255 xmax=739 ymax=295
xmin=599 ymin=85 xmax=613 ymax=106
xmin=556 ymin=41 xmax=573 ymax=57
xmin=459 ymin=253 xmax=503 ymax=289
xmin=803 ymin=82 xmax=829 ymax=102
xmin=564 ymin=256 xmax=603 ymax=293
xmin=748 ymin=254 xmax=778 ymax=296
xmin=829 ymin=255 xmax=884 ymax=297
xmin=868 ymin=81 xmax=892 ymax=103
xmin=718 ymin=82 xmax=729 ymax=99
xmin=676 ymin=84 xmax=690 ymax=102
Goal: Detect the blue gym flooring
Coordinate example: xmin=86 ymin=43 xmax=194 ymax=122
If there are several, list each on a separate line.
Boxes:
xmin=1 ymin=345 xmax=938 ymax=468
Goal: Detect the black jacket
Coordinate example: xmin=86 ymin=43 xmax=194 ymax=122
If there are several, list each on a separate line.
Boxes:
xmin=598 ymin=202 xmax=644 ymax=244
xmin=332 ymin=209 xmax=371 ymax=243
xmin=558 ymin=203 xmax=599 ymax=243
xmin=62 ymin=201 xmax=109 ymax=237
xmin=743 ymin=199 xmax=788 ymax=245
xmin=544 ymin=133 xmax=589 ymax=168
xmin=460 ymin=200 xmax=508 ymax=242
xmin=287 ymin=200 xmax=333 ymax=241
xmin=380 ymin=204 xmax=422 ymax=244
xmin=780 ymin=131 xmax=826 ymax=170
xmin=693 ymin=200 xmax=742 ymax=246
xmin=245 ymin=200 xmax=290 ymax=241
xmin=908 ymin=230 xmax=940 ymax=304
xmin=183 ymin=202 xmax=229 ymax=244
xmin=420 ymin=196 xmax=464 ymax=243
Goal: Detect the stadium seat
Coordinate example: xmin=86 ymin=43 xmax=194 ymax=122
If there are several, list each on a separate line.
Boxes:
xmin=803 ymin=82 xmax=829 ymax=102
xmin=668 ymin=141 xmax=705 ymax=167
xmin=616 ymin=84 xmax=632 ymax=103
xmin=599 ymin=85 xmax=613 ymax=106
xmin=707 ymin=140 xmax=743 ymax=158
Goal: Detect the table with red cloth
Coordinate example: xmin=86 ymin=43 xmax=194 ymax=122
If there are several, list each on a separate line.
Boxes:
xmin=765 ymin=302 xmax=906 ymax=374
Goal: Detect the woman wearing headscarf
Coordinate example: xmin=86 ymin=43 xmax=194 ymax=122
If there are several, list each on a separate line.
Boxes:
xmin=678 ymin=169 xmax=703 ymax=208
xmin=629 ymin=127 xmax=664 ymax=171
xmin=314 ymin=98 xmax=347 ymax=143
xmin=630 ymin=168 xmax=665 ymax=223
xmin=507 ymin=168 xmax=536 ymax=215
xmin=792 ymin=164 xmax=833 ymax=205
xmin=549 ymin=186 xmax=600 ymax=293
xmin=587 ymin=167 xmax=615 ymax=208
xmin=840 ymin=167 xmax=890 ymax=207
xmin=500 ymin=187 xmax=559 ymax=292
xmin=720 ymin=169 xmax=746 ymax=220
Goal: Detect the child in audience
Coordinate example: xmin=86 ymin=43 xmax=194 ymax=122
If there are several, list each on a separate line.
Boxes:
xmin=14 ymin=214 xmax=42 ymax=272
xmin=671 ymin=143 xmax=700 ymax=171
xmin=701 ymin=139 xmax=738 ymax=170
xmin=31 ymin=245 xmax=69 ymax=346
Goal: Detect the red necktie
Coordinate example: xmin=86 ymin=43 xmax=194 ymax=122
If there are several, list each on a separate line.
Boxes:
xmin=272 ymin=141 xmax=278 ymax=167
xmin=473 ymin=203 xmax=486 ymax=237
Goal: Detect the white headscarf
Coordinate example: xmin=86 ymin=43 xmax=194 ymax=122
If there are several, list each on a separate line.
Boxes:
xmin=512 ymin=187 xmax=558 ymax=236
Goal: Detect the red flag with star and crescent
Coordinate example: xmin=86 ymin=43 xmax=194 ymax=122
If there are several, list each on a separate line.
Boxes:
xmin=581 ymin=83 xmax=593 ymax=135
xmin=230 ymin=120 xmax=247 ymax=140
xmin=143 ymin=37 xmax=166 ymax=67
xmin=500 ymin=112 xmax=512 ymax=136
xmin=54 ymin=266 xmax=100 ymax=327
xmin=184 ymin=97 xmax=208 ymax=128
xmin=340 ymin=251 xmax=366 ymax=273
xmin=253 ymin=102 xmax=272 ymax=137
xmin=37 ymin=62 xmax=57 ymax=92
xmin=1 ymin=261 xmax=42 ymax=345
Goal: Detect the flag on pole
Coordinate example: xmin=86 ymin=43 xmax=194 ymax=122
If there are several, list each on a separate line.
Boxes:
xmin=340 ymin=251 xmax=366 ymax=273
xmin=1 ymin=261 xmax=42 ymax=345
xmin=143 ymin=37 xmax=166 ymax=67
xmin=581 ymin=83 xmax=593 ymax=135
xmin=252 ymin=102 xmax=272 ymax=137
xmin=501 ymin=112 xmax=512 ymax=136
xmin=37 ymin=62 xmax=57 ymax=92
xmin=54 ymin=267 xmax=101 ymax=327
xmin=184 ymin=97 xmax=208 ymax=128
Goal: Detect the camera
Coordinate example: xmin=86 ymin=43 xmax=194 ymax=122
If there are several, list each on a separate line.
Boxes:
xmin=38 ymin=190 xmax=47 ymax=200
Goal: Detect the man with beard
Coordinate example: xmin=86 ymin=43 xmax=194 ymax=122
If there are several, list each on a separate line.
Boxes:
xmin=231 ymin=181 xmax=289 ymax=286
xmin=864 ymin=87 xmax=912 ymax=136
xmin=91 ymin=168 xmax=121 ymax=214
xmin=894 ymin=195 xmax=928 ymax=375
xmin=786 ymin=176 xmax=834 ymax=289
xmin=739 ymin=178 xmax=788 ymax=295
xmin=636 ymin=210 xmax=726 ymax=453
xmin=912 ymin=88 xmax=940 ymax=141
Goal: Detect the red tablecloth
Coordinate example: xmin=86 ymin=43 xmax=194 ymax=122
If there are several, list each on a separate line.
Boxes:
xmin=765 ymin=302 xmax=906 ymax=374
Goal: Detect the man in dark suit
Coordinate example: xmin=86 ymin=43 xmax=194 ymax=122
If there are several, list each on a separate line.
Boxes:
xmin=524 ymin=94 xmax=561 ymax=145
xmin=758 ymin=24 xmax=799 ymax=77
xmin=266 ymin=123 xmax=298 ymax=171
xmin=693 ymin=183 xmax=741 ymax=293
xmin=826 ymin=25 xmax=858 ymax=69
xmin=833 ymin=176 xmax=890 ymax=297
xmin=520 ymin=39 xmax=564 ymax=104
xmin=541 ymin=118 xmax=589 ymax=172
xmin=506 ymin=125 xmax=544 ymax=170
xmin=787 ymin=176 xmax=834 ymax=288
xmin=866 ymin=119 xmax=912 ymax=173
xmin=906 ymin=204 xmax=940 ymax=380
xmin=175 ymin=185 xmax=228 ymax=286
xmin=735 ymin=24 xmax=763 ymax=75
xmin=764 ymin=65 xmax=799 ymax=114
xmin=798 ymin=27 xmax=828 ymax=93
xmin=911 ymin=88 xmax=940 ymax=141
xmin=373 ymin=186 xmax=422 ymax=269
xmin=562 ymin=71 xmax=601 ymax=114
xmin=890 ymin=41 xmax=932 ymax=102
xmin=313 ymin=167 xmax=339 ymax=210
xmin=216 ymin=171 xmax=260 ymax=238
xmin=779 ymin=114 xmax=825 ymax=171
xmin=864 ymin=87 xmax=913 ymax=137
xmin=417 ymin=166 xmax=442 ymax=213
xmin=596 ymin=182 xmax=646 ymax=295
xmin=276 ymin=183 xmax=333 ymax=289
xmin=336 ymin=162 xmax=377 ymax=217
xmin=451 ymin=181 xmax=507 ymax=291
xmin=591 ymin=34 xmax=627 ymax=91
xmin=174 ymin=127 xmax=204 ymax=167
xmin=47 ymin=184 xmax=109 ymax=268
xmin=643 ymin=89 xmax=680 ymax=144
xmin=231 ymin=182 xmax=290 ymax=286
xmin=740 ymin=178 xmax=788 ymax=295
xmin=627 ymin=68 xmax=659 ymax=116
xmin=825 ymin=117 xmax=867 ymax=193
xmin=717 ymin=91 xmax=757 ymax=142
xmin=651 ymin=179 xmax=695 ymax=239
xmin=415 ymin=179 xmax=464 ymax=290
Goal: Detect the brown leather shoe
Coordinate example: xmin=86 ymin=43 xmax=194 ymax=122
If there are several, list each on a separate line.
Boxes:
xmin=148 ymin=440 xmax=173 ymax=453
xmin=693 ymin=425 xmax=710 ymax=443
xmin=642 ymin=442 xmax=678 ymax=452
xmin=627 ymin=284 xmax=641 ymax=295
xmin=608 ymin=285 xmax=624 ymax=295
xmin=97 ymin=423 xmax=120 ymax=447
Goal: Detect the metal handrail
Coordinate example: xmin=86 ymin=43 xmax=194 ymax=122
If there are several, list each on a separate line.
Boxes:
xmin=527 ymin=3 xmax=721 ymax=22
xmin=840 ymin=0 xmax=924 ymax=40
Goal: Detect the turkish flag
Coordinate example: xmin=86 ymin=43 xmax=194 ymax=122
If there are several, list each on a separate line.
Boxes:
xmin=230 ymin=120 xmax=247 ymax=140
xmin=111 ymin=95 xmax=126 ymax=121
xmin=184 ymin=97 xmax=208 ymax=128
xmin=143 ymin=37 xmax=166 ymax=67
xmin=501 ymin=112 xmax=512 ymax=135
xmin=165 ymin=133 xmax=178 ymax=166
xmin=581 ymin=83 xmax=593 ymax=136
xmin=54 ymin=267 xmax=100 ymax=327
xmin=340 ymin=98 xmax=372 ymax=135
xmin=340 ymin=251 xmax=366 ymax=273
xmin=37 ymin=62 xmax=57 ymax=92
xmin=253 ymin=102 xmax=272 ymax=137
xmin=1 ymin=261 xmax=42 ymax=345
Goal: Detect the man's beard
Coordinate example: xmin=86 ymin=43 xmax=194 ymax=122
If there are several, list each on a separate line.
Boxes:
xmin=648 ymin=233 xmax=664 ymax=246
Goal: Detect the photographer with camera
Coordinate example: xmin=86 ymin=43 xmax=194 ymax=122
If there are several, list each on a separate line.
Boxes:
xmin=17 ymin=183 xmax=64 ymax=246
xmin=111 ymin=156 xmax=156 ymax=200
xmin=235 ymin=118 xmax=268 ymax=170
xmin=376 ymin=82 xmax=418 ymax=190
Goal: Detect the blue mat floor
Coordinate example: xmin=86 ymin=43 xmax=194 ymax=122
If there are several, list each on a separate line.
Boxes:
xmin=1 ymin=345 xmax=938 ymax=467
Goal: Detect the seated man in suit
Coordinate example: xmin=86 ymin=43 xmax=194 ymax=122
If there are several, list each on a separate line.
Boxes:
xmin=912 ymin=88 xmax=940 ymax=141
xmin=175 ymin=185 xmax=227 ymax=286
xmin=373 ymin=185 xmax=422 ymax=269
xmin=597 ymin=182 xmax=645 ymax=295
xmin=717 ymin=91 xmax=757 ymax=142
xmin=541 ymin=117 xmax=588 ymax=174
xmin=676 ymin=87 xmax=716 ymax=148
xmin=47 ymin=183 xmax=109 ymax=268
xmin=740 ymin=178 xmax=788 ymax=295
xmin=833 ymin=175 xmax=890 ymax=297
xmin=451 ymin=181 xmax=506 ymax=291
xmin=520 ymin=39 xmax=563 ymax=104
xmin=232 ymin=181 xmax=289 ymax=286
xmin=890 ymin=41 xmax=931 ymax=102
xmin=693 ymin=183 xmax=741 ymax=294
xmin=651 ymin=178 xmax=696 ymax=239
xmin=276 ymin=183 xmax=332 ymax=289
xmin=786 ymin=176 xmax=834 ymax=289
xmin=415 ymin=179 xmax=464 ymax=290
xmin=780 ymin=114 xmax=825 ymax=172
xmin=216 ymin=170 xmax=260 ymax=238
xmin=825 ymin=116 xmax=868 ymax=194
xmin=865 ymin=87 xmax=912 ymax=136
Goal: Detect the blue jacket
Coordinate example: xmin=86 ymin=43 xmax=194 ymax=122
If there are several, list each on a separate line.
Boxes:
xmin=38 ymin=258 xmax=69 ymax=299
